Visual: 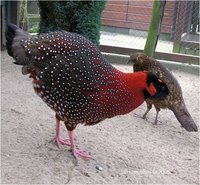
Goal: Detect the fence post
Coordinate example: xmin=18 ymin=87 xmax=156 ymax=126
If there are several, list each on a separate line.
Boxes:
xmin=144 ymin=0 xmax=166 ymax=57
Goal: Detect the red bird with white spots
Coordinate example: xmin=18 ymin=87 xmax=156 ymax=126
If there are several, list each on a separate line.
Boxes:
xmin=6 ymin=24 xmax=168 ymax=159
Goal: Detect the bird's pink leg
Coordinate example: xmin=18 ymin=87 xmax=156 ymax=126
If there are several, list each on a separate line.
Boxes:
xmin=68 ymin=131 xmax=93 ymax=159
xmin=53 ymin=118 xmax=71 ymax=147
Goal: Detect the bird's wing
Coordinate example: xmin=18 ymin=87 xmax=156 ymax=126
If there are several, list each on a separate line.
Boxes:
xmin=147 ymin=58 xmax=182 ymax=94
xmin=38 ymin=56 xmax=101 ymax=94
xmin=20 ymin=31 xmax=118 ymax=94
xmin=130 ymin=54 xmax=182 ymax=94
xmin=7 ymin=28 xmax=119 ymax=94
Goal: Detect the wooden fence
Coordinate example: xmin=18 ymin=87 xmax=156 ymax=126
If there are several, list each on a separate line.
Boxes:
xmin=101 ymin=0 xmax=175 ymax=34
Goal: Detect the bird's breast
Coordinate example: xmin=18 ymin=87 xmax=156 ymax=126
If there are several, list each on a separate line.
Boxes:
xmin=32 ymin=71 xmax=143 ymax=124
xmin=85 ymin=75 xmax=145 ymax=119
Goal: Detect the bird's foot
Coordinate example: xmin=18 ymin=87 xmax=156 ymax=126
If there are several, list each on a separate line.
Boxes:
xmin=53 ymin=136 xmax=71 ymax=148
xmin=72 ymin=148 xmax=94 ymax=159
xmin=152 ymin=120 xmax=158 ymax=125
xmin=152 ymin=115 xmax=158 ymax=125
xmin=142 ymin=115 xmax=148 ymax=121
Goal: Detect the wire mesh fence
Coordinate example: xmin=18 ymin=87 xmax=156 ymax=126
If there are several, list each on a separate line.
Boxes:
xmin=100 ymin=0 xmax=199 ymax=55
xmin=172 ymin=0 xmax=199 ymax=55
xmin=23 ymin=0 xmax=200 ymax=56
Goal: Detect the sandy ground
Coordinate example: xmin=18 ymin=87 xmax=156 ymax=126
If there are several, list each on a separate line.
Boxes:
xmin=1 ymin=50 xmax=199 ymax=184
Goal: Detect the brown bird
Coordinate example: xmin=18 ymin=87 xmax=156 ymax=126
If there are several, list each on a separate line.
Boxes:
xmin=128 ymin=53 xmax=198 ymax=132
xmin=6 ymin=24 xmax=169 ymax=159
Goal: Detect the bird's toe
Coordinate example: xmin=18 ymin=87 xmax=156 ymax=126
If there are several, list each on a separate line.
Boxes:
xmin=72 ymin=149 xmax=94 ymax=159
xmin=53 ymin=136 xmax=71 ymax=147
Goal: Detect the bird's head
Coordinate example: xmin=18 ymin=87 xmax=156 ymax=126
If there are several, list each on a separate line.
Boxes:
xmin=128 ymin=53 xmax=150 ymax=72
xmin=143 ymin=72 xmax=169 ymax=99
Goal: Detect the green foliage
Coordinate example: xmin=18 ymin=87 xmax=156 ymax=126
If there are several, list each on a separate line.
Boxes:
xmin=28 ymin=14 xmax=40 ymax=33
xmin=28 ymin=23 xmax=39 ymax=33
xmin=38 ymin=1 xmax=106 ymax=46
xmin=19 ymin=0 xmax=28 ymax=30
xmin=28 ymin=14 xmax=40 ymax=23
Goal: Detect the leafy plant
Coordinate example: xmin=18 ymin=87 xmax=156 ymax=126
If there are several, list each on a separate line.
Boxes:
xmin=38 ymin=1 xmax=106 ymax=46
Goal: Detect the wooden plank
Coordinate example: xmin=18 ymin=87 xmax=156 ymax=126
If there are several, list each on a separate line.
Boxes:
xmin=127 ymin=14 xmax=172 ymax=25
xmin=163 ymin=9 xmax=174 ymax=17
xmin=106 ymin=0 xmax=128 ymax=5
xmin=127 ymin=14 xmax=152 ymax=23
xmin=106 ymin=1 xmax=129 ymax=5
xmin=128 ymin=6 xmax=152 ymax=14
xmin=162 ymin=17 xmax=173 ymax=25
xmin=160 ymin=26 xmax=171 ymax=33
xmin=104 ymin=4 xmax=128 ymax=13
xmin=101 ymin=19 xmax=149 ymax=30
xmin=101 ymin=19 xmax=171 ymax=33
xmin=101 ymin=0 xmax=173 ymax=34
xmin=102 ymin=11 xmax=127 ymax=20
xmin=99 ymin=45 xmax=200 ymax=65
xmin=128 ymin=1 xmax=153 ymax=7
xmin=165 ymin=1 xmax=175 ymax=9
xmin=100 ymin=45 xmax=142 ymax=56
xmin=128 ymin=6 xmax=173 ymax=16
xmin=128 ymin=1 xmax=174 ymax=9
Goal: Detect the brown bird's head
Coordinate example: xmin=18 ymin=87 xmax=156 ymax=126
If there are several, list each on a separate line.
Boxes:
xmin=128 ymin=53 xmax=151 ymax=72
xmin=143 ymin=72 xmax=169 ymax=100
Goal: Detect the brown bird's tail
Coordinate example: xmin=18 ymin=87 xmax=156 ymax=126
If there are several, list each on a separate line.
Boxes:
xmin=171 ymin=103 xmax=198 ymax=132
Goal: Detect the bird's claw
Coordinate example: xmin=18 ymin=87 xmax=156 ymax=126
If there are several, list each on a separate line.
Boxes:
xmin=53 ymin=136 xmax=71 ymax=148
xmin=142 ymin=115 xmax=147 ymax=120
xmin=72 ymin=149 xmax=94 ymax=159
xmin=152 ymin=120 xmax=158 ymax=125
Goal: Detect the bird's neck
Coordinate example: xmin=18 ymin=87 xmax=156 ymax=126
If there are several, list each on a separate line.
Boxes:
xmin=124 ymin=72 xmax=147 ymax=92
xmin=122 ymin=72 xmax=148 ymax=110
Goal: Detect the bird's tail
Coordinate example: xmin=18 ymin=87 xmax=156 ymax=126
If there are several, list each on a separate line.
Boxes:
xmin=171 ymin=103 xmax=198 ymax=132
xmin=6 ymin=24 xmax=30 ymax=65
xmin=6 ymin=24 xmax=19 ymax=57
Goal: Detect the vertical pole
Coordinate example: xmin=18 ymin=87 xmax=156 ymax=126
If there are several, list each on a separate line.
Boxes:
xmin=144 ymin=0 xmax=166 ymax=57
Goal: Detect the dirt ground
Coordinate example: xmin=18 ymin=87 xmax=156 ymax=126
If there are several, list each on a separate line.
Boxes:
xmin=1 ymin=50 xmax=199 ymax=184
